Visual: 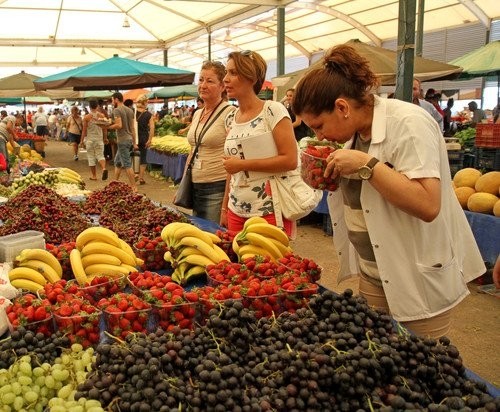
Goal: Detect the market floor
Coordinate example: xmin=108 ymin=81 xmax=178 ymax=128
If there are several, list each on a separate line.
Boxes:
xmin=43 ymin=140 xmax=499 ymax=387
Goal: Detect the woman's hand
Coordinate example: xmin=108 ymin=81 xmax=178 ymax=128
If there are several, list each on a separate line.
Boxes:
xmin=324 ymin=148 xmax=371 ymax=178
xmin=222 ymin=156 xmax=244 ymax=175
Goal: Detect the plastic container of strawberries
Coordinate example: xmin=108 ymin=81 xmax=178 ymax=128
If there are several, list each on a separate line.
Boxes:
xmin=280 ymin=284 xmax=319 ymax=313
xmin=151 ymin=301 xmax=198 ymax=333
xmin=76 ymin=275 xmax=127 ymax=305
xmin=54 ymin=310 xmax=101 ymax=348
xmin=133 ymin=245 xmax=168 ymax=271
xmin=300 ymin=150 xmax=339 ymax=192
xmin=102 ymin=307 xmax=152 ymax=339
xmin=243 ymin=294 xmax=282 ymax=319
xmin=22 ymin=315 xmax=55 ymax=337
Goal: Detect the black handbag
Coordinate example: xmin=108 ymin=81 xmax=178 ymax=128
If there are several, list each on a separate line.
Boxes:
xmin=173 ymin=102 xmax=228 ymax=209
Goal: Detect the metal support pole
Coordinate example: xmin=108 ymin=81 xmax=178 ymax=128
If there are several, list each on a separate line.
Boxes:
xmin=394 ymin=0 xmax=417 ymax=103
xmin=163 ymin=49 xmax=168 ymax=67
xmin=276 ymin=7 xmax=285 ymax=76
xmin=207 ymin=28 xmax=212 ymax=61
xmin=416 ymin=0 xmax=424 ymax=57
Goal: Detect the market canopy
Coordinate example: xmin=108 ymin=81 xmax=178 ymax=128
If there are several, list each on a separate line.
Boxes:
xmin=449 ymin=40 xmax=500 ymax=81
xmin=148 ymin=85 xmax=199 ymax=99
xmin=34 ymin=55 xmax=195 ymax=91
xmin=272 ymin=40 xmax=463 ymax=94
xmin=0 ymin=71 xmax=79 ymax=99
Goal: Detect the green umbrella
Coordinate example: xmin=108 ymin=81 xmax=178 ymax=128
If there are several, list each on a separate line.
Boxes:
xmin=148 ymin=84 xmax=198 ymax=99
xmin=34 ymin=55 xmax=195 ymax=91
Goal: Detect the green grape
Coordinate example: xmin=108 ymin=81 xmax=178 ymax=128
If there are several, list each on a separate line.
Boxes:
xmin=32 ymin=368 xmax=44 ymax=378
xmin=81 ymin=352 xmax=92 ymax=366
xmin=11 ymin=382 xmax=22 ymax=396
xmin=23 ymin=391 xmax=38 ymax=404
xmin=19 ymin=356 xmax=30 ymax=364
xmin=18 ymin=376 xmax=32 ymax=386
xmin=75 ymin=371 xmax=87 ymax=384
xmin=41 ymin=363 xmax=51 ymax=372
xmin=18 ymin=362 xmax=31 ymax=376
xmin=12 ymin=396 xmax=23 ymax=411
xmin=87 ymin=408 xmax=105 ymax=412
xmin=0 ymin=375 xmax=7 ymax=386
xmin=49 ymin=407 xmax=66 ymax=412
xmin=34 ymin=405 xmax=43 ymax=412
xmin=84 ymin=400 xmax=102 ymax=408
xmin=61 ymin=354 xmax=72 ymax=365
xmin=44 ymin=375 xmax=55 ymax=389
xmin=0 ymin=383 xmax=11 ymax=394
xmin=54 ymin=381 xmax=63 ymax=391
xmin=71 ymin=343 xmax=83 ymax=353
xmin=68 ymin=406 xmax=84 ymax=412
xmin=35 ymin=376 xmax=46 ymax=387
xmin=58 ymin=383 xmax=74 ymax=400
xmin=1 ymin=391 xmax=15 ymax=405
xmin=48 ymin=398 xmax=64 ymax=407
xmin=52 ymin=368 xmax=69 ymax=382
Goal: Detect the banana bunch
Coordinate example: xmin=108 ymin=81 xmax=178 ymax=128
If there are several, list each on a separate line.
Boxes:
xmin=10 ymin=249 xmax=63 ymax=292
xmin=57 ymin=168 xmax=84 ymax=186
xmin=233 ymin=217 xmax=292 ymax=262
xmin=161 ymin=222 xmax=230 ymax=285
xmin=71 ymin=227 xmax=143 ymax=286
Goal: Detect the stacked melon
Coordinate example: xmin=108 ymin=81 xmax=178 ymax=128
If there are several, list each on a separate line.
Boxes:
xmin=453 ymin=168 xmax=500 ymax=216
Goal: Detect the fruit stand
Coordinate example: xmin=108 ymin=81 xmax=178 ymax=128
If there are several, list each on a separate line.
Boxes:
xmin=0 ymin=180 xmax=499 ymax=410
xmin=146 ymin=134 xmax=190 ymax=183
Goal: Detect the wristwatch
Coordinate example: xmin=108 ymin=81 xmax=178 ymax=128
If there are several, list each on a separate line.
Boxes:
xmin=358 ymin=157 xmax=379 ymax=180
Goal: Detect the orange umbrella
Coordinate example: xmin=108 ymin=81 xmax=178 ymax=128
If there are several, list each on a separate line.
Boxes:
xmin=123 ymin=88 xmax=150 ymax=102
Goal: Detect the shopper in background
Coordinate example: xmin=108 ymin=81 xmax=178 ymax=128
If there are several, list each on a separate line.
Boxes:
xmin=108 ymin=92 xmax=137 ymax=190
xmin=443 ymin=97 xmax=455 ymax=136
xmin=412 ymin=79 xmax=444 ymax=132
xmin=221 ymin=50 xmax=297 ymax=234
xmin=283 ymin=88 xmax=312 ymax=141
xmin=80 ymin=100 xmax=109 ymax=181
xmin=177 ymin=61 xmax=235 ymax=222
xmin=66 ymin=106 xmax=83 ymax=160
xmin=33 ymin=106 xmax=49 ymax=140
xmin=467 ymin=101 xmax=486 ymax=126
xmin=292 ymin=44 xmax=485 ymax=338
xmin=135 ymin=94 xmax=155 ymax=185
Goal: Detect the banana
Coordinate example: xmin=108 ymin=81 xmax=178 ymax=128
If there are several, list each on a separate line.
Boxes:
xmin=241 ymin=253 xmax=261 ymax=261
xmin=81 ymin=242 xmax=137 ymax=267
xmin=238 ymin=244 xmax=274 ymax=260
xmin=76 ymin=227 xmax=121 ymax=250
xmin=70 ymin=249 xmax=88 ymax=286
xmin=59 ymin=168 xmax=82 ymax=180
xmin=81 ymin=253 xmax=122 ymax=268
xmin=177 ymin=246 xmax=205 ymax=260
xmin=213 ymin=244 xmax=230 ymax=262
xmin=171 ymin=225 xmax=214 ymax=248
xmin=268 ymin=238 xmax=293 ymax=257
xmin=17 ymin=259 xmax=60 ymax=283
xmin=8 ymin=267 xmax=47 ymax=286
xmin=245 ymin=223 xmax=290 ymax=247
xmin=84 ymin=264 xmax=132 ymax=276
xmin=10 ymin=278 xmax=44 ymax=293
xmin=245 ymin=232 xmax=282 ymax=260
xmin=118 ymin=239 xmax=136 ymax=260
xmin=243 ymin=216 xmax=269 ymax=230
xmin=232 ymin=236 xmax=240 ymax=254
xmin=161 ymin=222 xmax=187 ymax=244
xmin=120 ymin=263 xmax=138 ymax=273
xmin=176 ymin=236 xmax=221 ymax=264
xmin=206 ymin=232 xmax=222 ymax=244
xmin=136 ymin=257 xmax=145 ymax=266
xmin=16 ymin=249 xmax=63 ymax=278
xmin=171 ymin=269 xmax=183 ymax=284
xmin=183 ymin=265 xmax=206 ymax=283
xmin=163 ymin=250 xmax=174 ymax=263
xmin=180 ymin=254 xmax=216 ymax=268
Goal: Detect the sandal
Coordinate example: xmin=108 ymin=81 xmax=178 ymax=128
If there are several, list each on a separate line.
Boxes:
xmin=89 ymin=177 xmax=97 ymax=181
xmin=139 ymin=179 xmax=146 ymax=185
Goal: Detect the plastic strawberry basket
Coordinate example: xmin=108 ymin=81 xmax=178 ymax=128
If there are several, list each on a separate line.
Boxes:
xmin=76 ymin=275 xmax=127 ymax=305
xmin=300 ymin=151 xmax=339 ymax=191
xmin=243 ymin=294 xmax=282 ymax=319
xmin=133 ymin=245 xmax=168 ymax=271
xmin=280 ymin=284 xmax=319 ymax=313
xmin=102 ymin=307 xmax=152 ymax=339
xmin=21 ymin=315 xmax=55 ymax=337
xmin=151 ymin=301 xmax=199 ymax=333
xmin=54 ymin=310 xmax=101 ymax=348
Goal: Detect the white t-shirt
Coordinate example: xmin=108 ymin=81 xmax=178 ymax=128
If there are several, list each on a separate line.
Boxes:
xmin=224 ymin=101 xmax=290 ymax=217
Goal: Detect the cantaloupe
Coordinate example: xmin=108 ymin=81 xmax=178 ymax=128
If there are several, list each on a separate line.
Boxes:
xmin=474 ymin=171 xmax=500 ymax=195
xmin=494 ymin=200 xmax=500 ymax=217
xmin=453 ymin=168 xmax=482 ymax=188
xmin=454 ymin=187 xmax=475 ymax=209
xmin=467 ymin=192 xmax=498 ymax=214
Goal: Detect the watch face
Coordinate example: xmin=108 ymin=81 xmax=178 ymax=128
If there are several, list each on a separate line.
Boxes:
xmin=358 ymin=166 xmax=372 ymax=180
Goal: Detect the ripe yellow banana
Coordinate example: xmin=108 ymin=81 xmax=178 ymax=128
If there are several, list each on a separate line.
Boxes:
xmin=163 ymin=250 xmax=174 ymax=263
xmin=177 ymin=246 xmax=205 ymax=260
xmin=16 ymin=249 xmax=63 ymax=278
xmin=245 ymin=223 xmax=290 ymax=247
xmin=136 ymin=257 xmax=144 ymax=266
xmin=172 ymin=225 xmax=214 ymax=248
xmin=70 ymin=249 xmax=88 ymax=286
xmin=268 ymin=238 xmax=293 ymax=257
xmin=120 ymin=263 xmax=138 ymax=273
xmin=177 ymin=236 xmax=221 ymax=264
xmin=76 ymin=227 xmax=121 ymax=250
xmin=184 ymin=265 xmax=206 ymax=283
xmin=213 ymin=244 xmax=230 ymax=262
xmin=206 ymin=232 xmax=222 ymax=244
xmin=179 ymin=254 xmax=216 ymax=268
xmin=161 ymin=222 xmax=187 ymax=244
xmin=10 ymin=278 xmax=44 ymax=293
xmin=243 ymin=216 xmax=269 ymax=230
xmin=245 ymin=232 xmax=282 ymax=260
xmin=59 ymin=167 xmax=82 ymax=180
xmin=81 ymin=253 xmax=122 ymax=268
xmin=17 ymin=259 xmax=60 ymax=283
xmin=84 ymin=264 xmax=132 ymax=276
xmin=238 ymin=244 xmax=274 ymax=260
xmin=232 ymin=236 xmax=240 ymax=254
xmin=8 ymin=267 xmax=47 ymax=286
xmin=81 ymin=242 xmax=136 ymax=267
xmin=118 ymin=239 xmax=136 ymax=260
xmin=171 ymin=269 xmax=183 ymax=284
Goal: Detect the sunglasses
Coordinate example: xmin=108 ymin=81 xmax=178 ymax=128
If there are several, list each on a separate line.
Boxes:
xmin=240 ymin=50 xmax=254 ymax=59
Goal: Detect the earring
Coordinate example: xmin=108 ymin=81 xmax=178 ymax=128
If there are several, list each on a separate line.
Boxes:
xmin=344 ymin=114 xmax=349 ymax=119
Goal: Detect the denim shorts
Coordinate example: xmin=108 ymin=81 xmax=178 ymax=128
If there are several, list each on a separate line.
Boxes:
xmin=67 ymin=132 xmax=81 ymax=144
xmin=114 ymin=141 xmax=133 ymax=169
xmin=192 ymin=180 xmax=226 ymax=222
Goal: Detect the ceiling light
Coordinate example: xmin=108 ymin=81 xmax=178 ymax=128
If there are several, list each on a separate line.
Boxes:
xmin=224 ymin=29 xmax=232 ymax=42
xmin=80 ymin=47 xmax=86 ymax=55
xmin=122 ymin=15 xmax=130 ymax=28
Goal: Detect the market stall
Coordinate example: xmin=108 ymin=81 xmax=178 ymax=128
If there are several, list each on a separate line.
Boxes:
xmin=146 ymin=149 xmax=187 ymax=183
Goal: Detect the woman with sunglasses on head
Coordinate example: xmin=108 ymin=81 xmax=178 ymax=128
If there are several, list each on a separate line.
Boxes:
xmin=221 ymin=50 xmax=298 ymax=235
xmin=292 ymin=44 xmax=484 ymax=338
xmin=177 ymin=60 xmax=235 ymax=222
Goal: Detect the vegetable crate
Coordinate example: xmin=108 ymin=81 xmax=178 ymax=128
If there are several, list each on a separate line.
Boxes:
xmin=475 ymin=124 xmax=500 ymax=148
xmin=476 ymin=148 xmax=500 ymax=172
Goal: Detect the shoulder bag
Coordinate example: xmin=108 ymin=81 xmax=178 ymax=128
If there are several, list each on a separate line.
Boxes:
xmin=174 ymin=102 xmax=228 ymax=209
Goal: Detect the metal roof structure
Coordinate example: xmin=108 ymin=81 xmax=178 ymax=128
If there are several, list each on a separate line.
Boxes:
xmin=0 ymin=0 xmax=498 ymax=77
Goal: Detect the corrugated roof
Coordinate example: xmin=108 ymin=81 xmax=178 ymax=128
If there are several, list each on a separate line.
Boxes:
xmin=0 ymin=0 xmax=497 ymax=77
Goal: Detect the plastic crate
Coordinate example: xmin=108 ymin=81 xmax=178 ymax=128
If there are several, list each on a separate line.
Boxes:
xmin=0 ymin=230 xmax=45 ymax=263
xmin=475 ymin=124 xmax=500 ymax=148
xmin=476 ymin=148 xmax=500 ymax=172
xmin=447 ymin=150 xmax=464 ymax=178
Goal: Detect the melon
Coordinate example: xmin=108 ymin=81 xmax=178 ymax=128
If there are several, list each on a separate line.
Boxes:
xmin=467 ymin=192 xmax=499 ymax=214
xmin=474 ymin=171 xmax=500 ymax=195
xmin=494 ymin=200 xmax=500 ymax=217
xmin=454 ymin=187 xmax=475 ymax=209
xmin=453 ymin=168 xmax=482 ymax=188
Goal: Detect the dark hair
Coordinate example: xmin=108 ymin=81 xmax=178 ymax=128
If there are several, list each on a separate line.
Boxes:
xmin=124 ymin=99 xmax=134 ymax=108
xmin=292 ymin=44 xmax=379 ymax=117
xmin=89 ymin=100 xmax=98 ymax=110
xmin=227 ymin=51 xmax=267 ymax=95
xmin=112 ymin=92 xmax=124 ymax=102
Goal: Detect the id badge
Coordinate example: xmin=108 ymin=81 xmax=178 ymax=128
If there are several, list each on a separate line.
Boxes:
xmin=193 ymin=158 xmax=202 ymax=170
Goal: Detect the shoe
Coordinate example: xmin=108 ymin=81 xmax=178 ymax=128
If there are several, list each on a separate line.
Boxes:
xmin=134 ymin=175 xmax=139 ymax=182
xmin=139 ymin=178 xmax=146 ymax=185
xmin=102 ymin=170 xmax=108 ymax=181
xmin=74 ymin=155 xmax=78 ymax=161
